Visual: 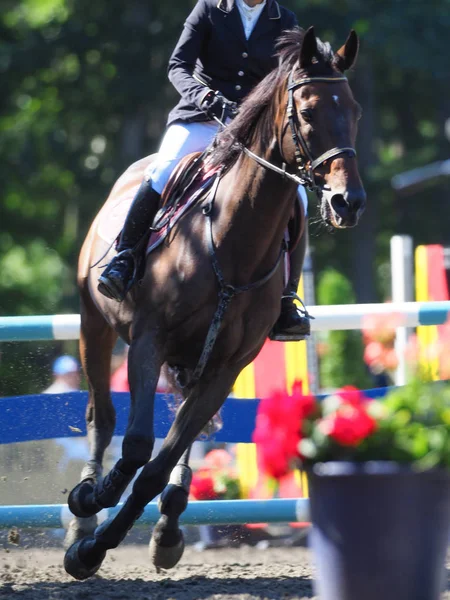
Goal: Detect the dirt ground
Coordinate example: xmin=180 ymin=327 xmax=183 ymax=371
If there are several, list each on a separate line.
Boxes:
xmin=0 ymin=544 xmax=316 ymax=600
xmin=1 ymin=542 xmax=450 ymax=600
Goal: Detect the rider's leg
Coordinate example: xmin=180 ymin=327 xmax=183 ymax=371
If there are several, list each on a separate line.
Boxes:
xmin=98 ymin=121 xmax=220 ymax=302
xmin=271 ymin=188 xmax=311 ymax=341
xmin=98 ymin=177 xmax=161 ymax=301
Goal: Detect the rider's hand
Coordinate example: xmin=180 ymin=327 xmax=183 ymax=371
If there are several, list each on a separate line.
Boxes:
xmin=201 ymin=92 xmax=237 ymax=122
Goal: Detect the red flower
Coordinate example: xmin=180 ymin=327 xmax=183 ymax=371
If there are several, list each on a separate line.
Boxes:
xmin=320 ymin=405 xmax=377 ymax=447
xmin=334 ymin=386 xmax=370 ymax=407
xmin=254 ymin=430 xmax=293 ymax=480
xmin=252 ymin=380 xmax=316 ymax=479
xmin=291 ymin=380 xmax=316 ymax=419
xmin=190 ymin=470 xmax=218 ymax=500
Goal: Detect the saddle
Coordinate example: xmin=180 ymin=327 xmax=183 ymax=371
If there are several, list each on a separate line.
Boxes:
xmin=160 ymin=152 xmax=204 ymax=209
xmin=146 ymin=151 xmax=220 ymax=256
xmin=148 ymin=151 xmax=304 ymax=257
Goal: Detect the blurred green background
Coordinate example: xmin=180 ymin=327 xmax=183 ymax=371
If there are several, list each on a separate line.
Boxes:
xmin=1 ymin=0 xmax=450 ymax=394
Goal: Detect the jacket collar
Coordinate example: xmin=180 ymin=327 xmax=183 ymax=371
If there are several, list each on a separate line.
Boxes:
xmin=217 ymin=0 xmax=281 ymax=20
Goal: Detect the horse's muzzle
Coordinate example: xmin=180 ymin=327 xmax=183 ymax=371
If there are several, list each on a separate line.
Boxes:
xmin=322 ymin=187 xmax=366 ymax=228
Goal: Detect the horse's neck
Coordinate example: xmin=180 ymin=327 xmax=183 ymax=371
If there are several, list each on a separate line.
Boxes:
xmin=216 ymin=148 xmax=297 ymax=272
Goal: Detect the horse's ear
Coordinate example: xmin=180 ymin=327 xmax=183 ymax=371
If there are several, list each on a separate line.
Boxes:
xmin=299 ymin=26 xmax=318 ymax=69
xmin=334 ymin=30 xmax=359 ymax=72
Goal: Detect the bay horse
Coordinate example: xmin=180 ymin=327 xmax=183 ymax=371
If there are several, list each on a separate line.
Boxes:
xmin=64 ymin=26 xmax=366 ymax=580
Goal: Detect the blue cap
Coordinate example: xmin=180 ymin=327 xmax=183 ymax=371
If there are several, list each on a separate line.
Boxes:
xmin=52 ymin=355 xmax=80 ymax=375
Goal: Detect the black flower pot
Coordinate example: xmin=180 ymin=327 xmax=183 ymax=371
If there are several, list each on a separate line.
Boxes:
xmin=308 ymin=461 xmax=450 ymax=600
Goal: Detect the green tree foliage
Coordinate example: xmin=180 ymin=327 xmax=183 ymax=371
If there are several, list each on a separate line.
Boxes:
xmin=317 ymin=268 xmax=371 ymax=389
xmin=1 ymin=0 xmax=450 ymax=393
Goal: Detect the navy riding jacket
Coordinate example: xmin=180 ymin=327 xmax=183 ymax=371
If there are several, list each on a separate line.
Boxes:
xmin=167 ymin=0 xmax=298 ymax=126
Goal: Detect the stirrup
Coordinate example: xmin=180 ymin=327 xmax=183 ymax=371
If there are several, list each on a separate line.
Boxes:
xmin=282 ymin=292 xmax=313 ymax=320
xmin=269 ymin=331 xmax=309 ymax=342
xmin=268 ymin=293 xmax=314 ymax=342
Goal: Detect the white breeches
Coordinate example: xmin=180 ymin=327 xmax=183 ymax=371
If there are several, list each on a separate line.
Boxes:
xmin=145 ymin=121 xmax=308 ymax=214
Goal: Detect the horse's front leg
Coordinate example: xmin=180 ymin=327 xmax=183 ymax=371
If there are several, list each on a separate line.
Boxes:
xmin=65 ymin=323 xmax=162 ymax=579
xmin=64 ymin=367 xmax=239 ymax=580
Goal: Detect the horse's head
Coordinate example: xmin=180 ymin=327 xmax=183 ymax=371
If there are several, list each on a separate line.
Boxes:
xmin=279 ymin=27 xmax=366 ymax=228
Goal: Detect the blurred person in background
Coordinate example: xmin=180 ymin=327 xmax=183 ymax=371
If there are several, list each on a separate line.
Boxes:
xmin=97 ymin=0 xmax=310 ymax=342
xmin=43 ymin=355 xmax=81 ymax=394
xmin=42 ymin=355 xmax=89 ymax=471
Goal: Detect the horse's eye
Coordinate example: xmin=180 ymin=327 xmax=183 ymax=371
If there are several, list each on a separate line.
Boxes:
xmin=300 ymin=109 xmax=313 ymax=123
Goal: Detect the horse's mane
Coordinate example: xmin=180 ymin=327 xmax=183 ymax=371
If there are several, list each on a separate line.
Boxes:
xmin=208 ymin=27 xmax=337 ymax=170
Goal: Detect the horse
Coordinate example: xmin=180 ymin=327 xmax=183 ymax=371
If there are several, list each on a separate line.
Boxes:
xmin=63 ymin=26 xmax=366 ymax=580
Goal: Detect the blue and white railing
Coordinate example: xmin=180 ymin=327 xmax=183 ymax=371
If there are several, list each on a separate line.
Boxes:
xmin=0 ymin=498 xmax=310 ymax=528
xmin=1 ymin=301 xmax=450 ymax=342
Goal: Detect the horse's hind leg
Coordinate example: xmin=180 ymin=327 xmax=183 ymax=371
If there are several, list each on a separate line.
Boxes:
xmin=68 ymin=321 xmax=161 ymax=520
xmin=64 ymin=367 xmax=238 ymax=579
xmin=65 ymin=321 xmax=162 ymax=579
xmin=65 ymin=282 xmax=117 ymax=548
xmin=149 ymin=445 xmax=193 ymax=569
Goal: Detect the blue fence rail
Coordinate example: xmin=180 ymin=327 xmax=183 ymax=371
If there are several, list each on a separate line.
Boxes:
xmin=0 ymin=388 xmax=390 ymax=445
xmin=0 ymin=498 xmax=310 ymax=528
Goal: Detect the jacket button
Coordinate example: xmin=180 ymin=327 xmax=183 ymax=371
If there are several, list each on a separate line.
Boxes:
xmin=238 ymin=70 xmax=244 ymax=77
xmin=242 ymin=52 xmax=248 ymax=58
xmin=235 ymin=84 xmax=242 ymax=91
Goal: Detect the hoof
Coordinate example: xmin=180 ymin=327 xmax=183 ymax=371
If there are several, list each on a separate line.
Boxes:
xmin=68 ymin=481 xmax=101 ymax=518
xmin=149 ymin=530 xmax=185 ymax=570
xmin=64 ymin=539 xmax=106 ymax=581
xmin=64 ymin=516 xmax=98 ymax=550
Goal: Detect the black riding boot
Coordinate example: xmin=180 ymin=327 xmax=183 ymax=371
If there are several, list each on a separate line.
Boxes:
xmin=270 ymin=221 xmax=311 ymax=341
xmin=98 ymin=179 xmax=161 ymax=302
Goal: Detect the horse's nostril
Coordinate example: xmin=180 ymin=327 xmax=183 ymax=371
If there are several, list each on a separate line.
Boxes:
xmin=330 ymin=194 xmax=348 ymax=214
xmin=330 ymin=192 xmax=365 ymax=217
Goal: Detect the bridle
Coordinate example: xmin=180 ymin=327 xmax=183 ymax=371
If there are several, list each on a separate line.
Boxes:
xmin=238 ymin=71 xmax=357 ymax=195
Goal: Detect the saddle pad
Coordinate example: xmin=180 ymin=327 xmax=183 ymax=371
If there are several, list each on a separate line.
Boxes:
xmin=97 ymin=155 xmax=154 ymax=245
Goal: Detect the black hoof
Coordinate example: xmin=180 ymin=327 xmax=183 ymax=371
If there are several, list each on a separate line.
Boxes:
xmin=64 ymin=539 xmax=106 ymax=581
xmin=68 ymin=481 xmax=102 ymax=518
xmin=149 ymin=529 xmax=185 ymax=570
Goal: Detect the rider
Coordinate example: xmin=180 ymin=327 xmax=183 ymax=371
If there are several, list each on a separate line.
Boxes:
xmin=98 ymin=0 xmax=311 ymax=340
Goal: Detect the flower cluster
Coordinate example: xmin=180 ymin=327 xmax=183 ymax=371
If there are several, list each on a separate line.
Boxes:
xmin=253 ymin=379 xmax=450 ymax=474
xmin=252 ymin=381 xmax=315 ymax=479
xmin=362 ymin=312 xmax=450 ymax=382
xmin=362 ymin=312 xmax=401 ymax=376
xmin=190 ymin=449 xmax=241 ymax=501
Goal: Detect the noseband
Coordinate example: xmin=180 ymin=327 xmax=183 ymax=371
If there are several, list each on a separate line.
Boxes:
xmin=240 ymin=71 xmax=357 ymax=195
